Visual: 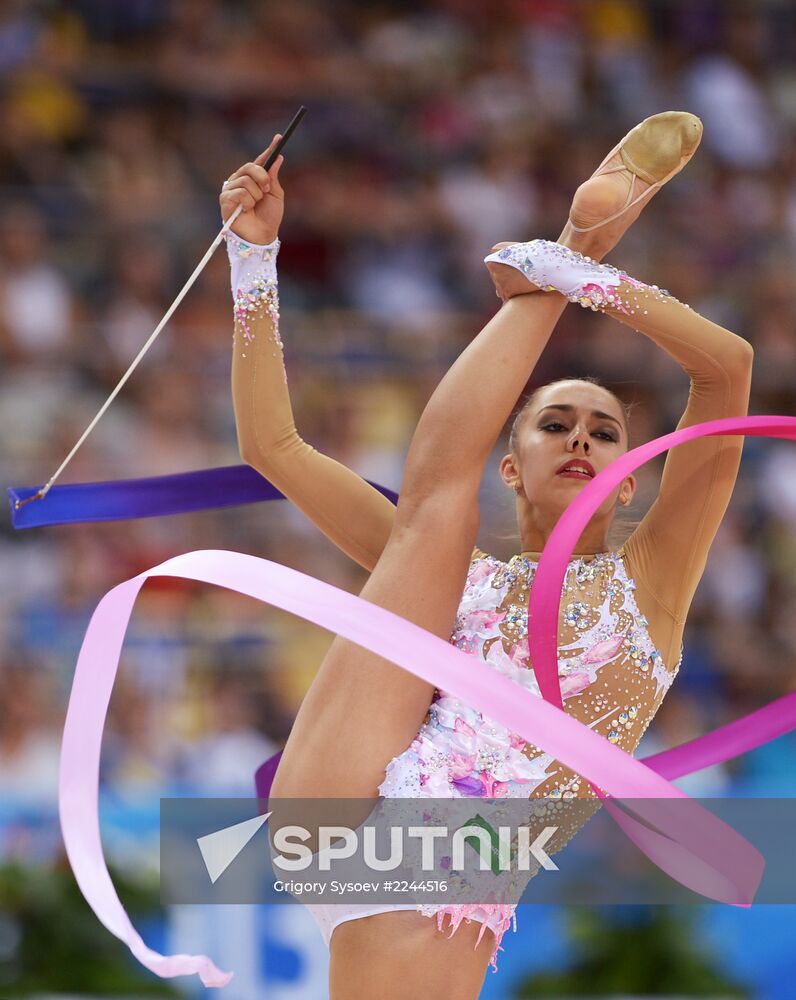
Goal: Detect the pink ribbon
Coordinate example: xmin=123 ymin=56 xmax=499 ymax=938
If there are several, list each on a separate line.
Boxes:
xmin=529 ymin=415 xmax=796 ymax=909
xmin=59 ymin=416 xmax=796 ymax=986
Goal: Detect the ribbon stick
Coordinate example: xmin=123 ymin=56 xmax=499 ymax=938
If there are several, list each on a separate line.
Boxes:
xmin=12 ymin=222 xmax=240 ymax=513
xmin=12 ymin=107 xmax=307 ymax=514
xmin=59 ymin=416 xmax=796 ymax=985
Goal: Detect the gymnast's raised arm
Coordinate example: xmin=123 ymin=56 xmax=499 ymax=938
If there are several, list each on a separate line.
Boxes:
xmin=220 ymin=136 xmax=396 ymax=571
xmin=487 ymin=241 xmax=754 ymax=670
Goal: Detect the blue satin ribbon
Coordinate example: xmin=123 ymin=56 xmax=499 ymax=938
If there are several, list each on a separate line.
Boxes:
xmin=7 ymin=465 xmax=399 ymax=530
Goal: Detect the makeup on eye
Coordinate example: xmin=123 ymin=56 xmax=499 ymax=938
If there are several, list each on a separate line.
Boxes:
xmin=539 ymin=420 xmax=617 ymax=442
xmin=535 ymin=402 xmax=624 ymax=441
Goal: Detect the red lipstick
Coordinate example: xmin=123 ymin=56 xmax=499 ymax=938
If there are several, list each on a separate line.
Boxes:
xmin=556 ymin=459 xmax=595 ymax=479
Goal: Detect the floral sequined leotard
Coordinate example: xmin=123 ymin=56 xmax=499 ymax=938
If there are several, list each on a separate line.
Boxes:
xmin=377 ymin=545 xmax=681 ymax=965
xmin=380 ymin=547 xmax=680 ymax=800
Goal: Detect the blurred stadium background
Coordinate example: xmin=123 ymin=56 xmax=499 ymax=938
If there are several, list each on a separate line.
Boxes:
xmin=1 ymin=1 xmax=796 ymax=997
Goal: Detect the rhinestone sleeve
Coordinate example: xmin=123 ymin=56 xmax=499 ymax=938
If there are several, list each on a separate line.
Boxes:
xmin=485 ymin=239 xmax=646 ymax=313
xmin=224 ymin=231 xmax=281 ymax=357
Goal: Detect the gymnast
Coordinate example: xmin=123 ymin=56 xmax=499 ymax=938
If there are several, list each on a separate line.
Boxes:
xmin=218 ymin=112 xmax=753 ymax=998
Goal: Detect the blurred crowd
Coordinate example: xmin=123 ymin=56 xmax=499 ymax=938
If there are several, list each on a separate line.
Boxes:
xmin=3 ymin=0 xmax=796 ymax=832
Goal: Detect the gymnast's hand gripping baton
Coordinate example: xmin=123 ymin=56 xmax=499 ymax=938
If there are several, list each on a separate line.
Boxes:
xmin=13 ymin=105 xmax=307 ymax=513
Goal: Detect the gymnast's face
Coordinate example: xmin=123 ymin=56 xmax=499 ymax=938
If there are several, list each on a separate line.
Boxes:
xmin=500 ymin=381 xmax=636 ymax=521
